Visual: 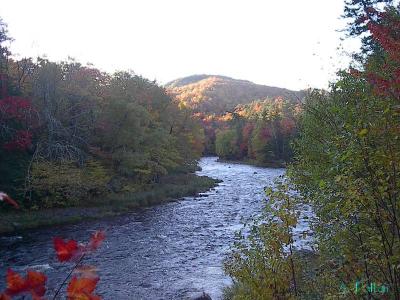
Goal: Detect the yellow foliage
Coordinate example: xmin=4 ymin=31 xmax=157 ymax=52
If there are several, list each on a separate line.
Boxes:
xmin=30 ymin=160 xmax=111 ymax=208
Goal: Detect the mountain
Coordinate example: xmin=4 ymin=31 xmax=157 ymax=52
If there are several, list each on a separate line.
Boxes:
xmin=166 ymin=75 xmax=305 ymax=113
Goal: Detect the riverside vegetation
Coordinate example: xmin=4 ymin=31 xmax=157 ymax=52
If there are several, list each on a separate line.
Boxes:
xmin=0 ymin=19 xmax=218 ymax=232
xmin=223 ymin=0 xmax=400 ymax=299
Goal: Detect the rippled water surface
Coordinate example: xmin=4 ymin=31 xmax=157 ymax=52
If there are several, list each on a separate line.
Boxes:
xmin=0 ymin=157 xmax=287 ymax=299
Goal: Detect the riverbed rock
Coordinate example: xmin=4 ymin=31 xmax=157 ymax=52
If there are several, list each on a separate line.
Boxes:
xmin=192 ymin=292 xmax=212 ymax=300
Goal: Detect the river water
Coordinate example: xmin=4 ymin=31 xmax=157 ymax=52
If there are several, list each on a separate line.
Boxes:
xmin=0 ymin=157 xmax=298 ymax=299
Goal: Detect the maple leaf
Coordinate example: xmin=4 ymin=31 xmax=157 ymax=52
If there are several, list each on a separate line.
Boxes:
xmin=0 ymin=192 xmax=19 ymax=209
xmin=26 ymin=270 xmax=47 ymax=298
xmin=86 ymin=231 xmax=105 ymax=252
xmin=53 ymin=237 xmax=80 ymax=262
xmin=3 ymin=269 xmax=47 ymax=299
xmin=67 ymin=277 xmax=101 ymax=300
xmin=5 ymin=269 xmax=27 ymax=295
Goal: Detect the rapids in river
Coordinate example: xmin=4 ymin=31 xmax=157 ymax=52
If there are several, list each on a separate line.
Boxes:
xmin=0 ymin=157 xmax=311 ymax=299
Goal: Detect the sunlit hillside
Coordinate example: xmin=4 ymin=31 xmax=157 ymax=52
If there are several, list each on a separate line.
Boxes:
xmin=166 ymin=75 xmax=305 ymax=113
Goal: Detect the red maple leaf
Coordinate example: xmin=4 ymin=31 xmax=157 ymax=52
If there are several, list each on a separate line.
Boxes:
xmin=53 ymin=237 xmax=80 ymax=262
xmin=67 ymin=277 xmax=101 ymax=300
xmin=26 ymin=270 xmax=47 ymax=299
xmin=4 ymin=269 xmax=27 ymax=296
xmin=2 ymin=269 xmax=47 ymax=299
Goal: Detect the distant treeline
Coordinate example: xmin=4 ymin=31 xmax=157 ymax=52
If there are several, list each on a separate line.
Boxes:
xmin=195 ymin=97 xmax=300 ymax=166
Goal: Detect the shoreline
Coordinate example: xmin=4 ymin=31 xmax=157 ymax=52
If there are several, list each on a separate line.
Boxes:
xmin=0 ymin=174 xmax=221 ymax=235
xmin=216 ymin=158 xmax=287 ymax=168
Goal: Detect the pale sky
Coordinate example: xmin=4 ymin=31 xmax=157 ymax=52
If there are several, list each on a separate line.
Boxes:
xmin=1 ymin=0 xmax=361 ymax=90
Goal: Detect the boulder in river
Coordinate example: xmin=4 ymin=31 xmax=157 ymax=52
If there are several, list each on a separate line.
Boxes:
xmin=192 ymin=292 xmax=212 ymax=300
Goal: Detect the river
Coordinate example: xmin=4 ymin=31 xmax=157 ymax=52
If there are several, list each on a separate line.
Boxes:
xmin=0 ymin=157 xmax=293 ymax=299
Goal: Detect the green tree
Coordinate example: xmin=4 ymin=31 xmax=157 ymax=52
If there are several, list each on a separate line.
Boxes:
xmin=215 ymin=129 xmax=239 ymax=159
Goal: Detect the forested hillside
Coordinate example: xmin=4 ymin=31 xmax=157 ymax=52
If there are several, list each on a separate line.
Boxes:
xmin=195 ymin=98 xmax=300 ymax=166
xmin=166 ymin=74 xmax=305 ymax=114
xmin=0 ymin=21 xmax=210 ymax=212
xmin=167 ymin=75 xmax=304 ymax=165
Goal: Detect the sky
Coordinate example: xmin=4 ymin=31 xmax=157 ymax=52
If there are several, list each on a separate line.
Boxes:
xmin=1 ymin=0 xmax=361 ymax=90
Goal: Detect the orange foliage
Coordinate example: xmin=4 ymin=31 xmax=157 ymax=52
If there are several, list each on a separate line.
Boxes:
xmin=54 ymin=230 xmax=105 ymax=262
xmin=0 ymin=230 xmax=106 ymax=299
xmin=67 ymin=277 xmax=101 ymax=300
xmin=2 ymin=269 xmax=47 ymax=300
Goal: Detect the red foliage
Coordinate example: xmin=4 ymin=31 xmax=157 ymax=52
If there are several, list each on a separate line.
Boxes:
xmin=25 ymin=271 xmax=47 ymax=300
xmin=53 ymin=231 xmax=105 ymax=299
xmin=355 ymin=9 xmax=400 ymax=100
xmin=4 ymin=269 xmax=26 ymax=296
xmin=2 ymin=230 xmax=105 ymax=299
xmin=242 ymin=123 xmax=254 ymax=140
xmin=2 ymin=269 xmax=46 ymax=299
xmin=54 ymin=230 xmax=106 ymax=262
xmin=0 ymin=96 xmax=35 ymax=151
xmin=3 ymin=130 xmax=32 ymax=151
xmin=67 ymin=277 xmax=101 ymax=300
xmin=0 ymin=96 xmax=32 ymax=121
xmin=239 ymin=123 xmax=255 ymax=156
xmin=53 ymin=238 xmax=80 ymax=262
xmin=280 ymin=118 xmax=296 ymax=135
xmin=367 ymin=16 xmax=400 ymax=62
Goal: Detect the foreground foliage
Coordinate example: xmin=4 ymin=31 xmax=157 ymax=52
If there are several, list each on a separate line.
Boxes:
xmin=0 ymin=230 xmax=105 ymax=299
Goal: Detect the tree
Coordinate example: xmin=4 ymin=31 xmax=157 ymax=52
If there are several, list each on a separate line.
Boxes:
xmin=215 ymin=129 xmax=239 ymax=160
xmin=343 ymin=0 xmax=394 ymax=53
xmin=0 ymin=17 xmax=11 ymax=77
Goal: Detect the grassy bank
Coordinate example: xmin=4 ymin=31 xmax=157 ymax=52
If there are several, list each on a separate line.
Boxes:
xmin=216 ymin=158 xmax=286 ymax=168
xmin=0 ymin=174 xmax=220 ymax=234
